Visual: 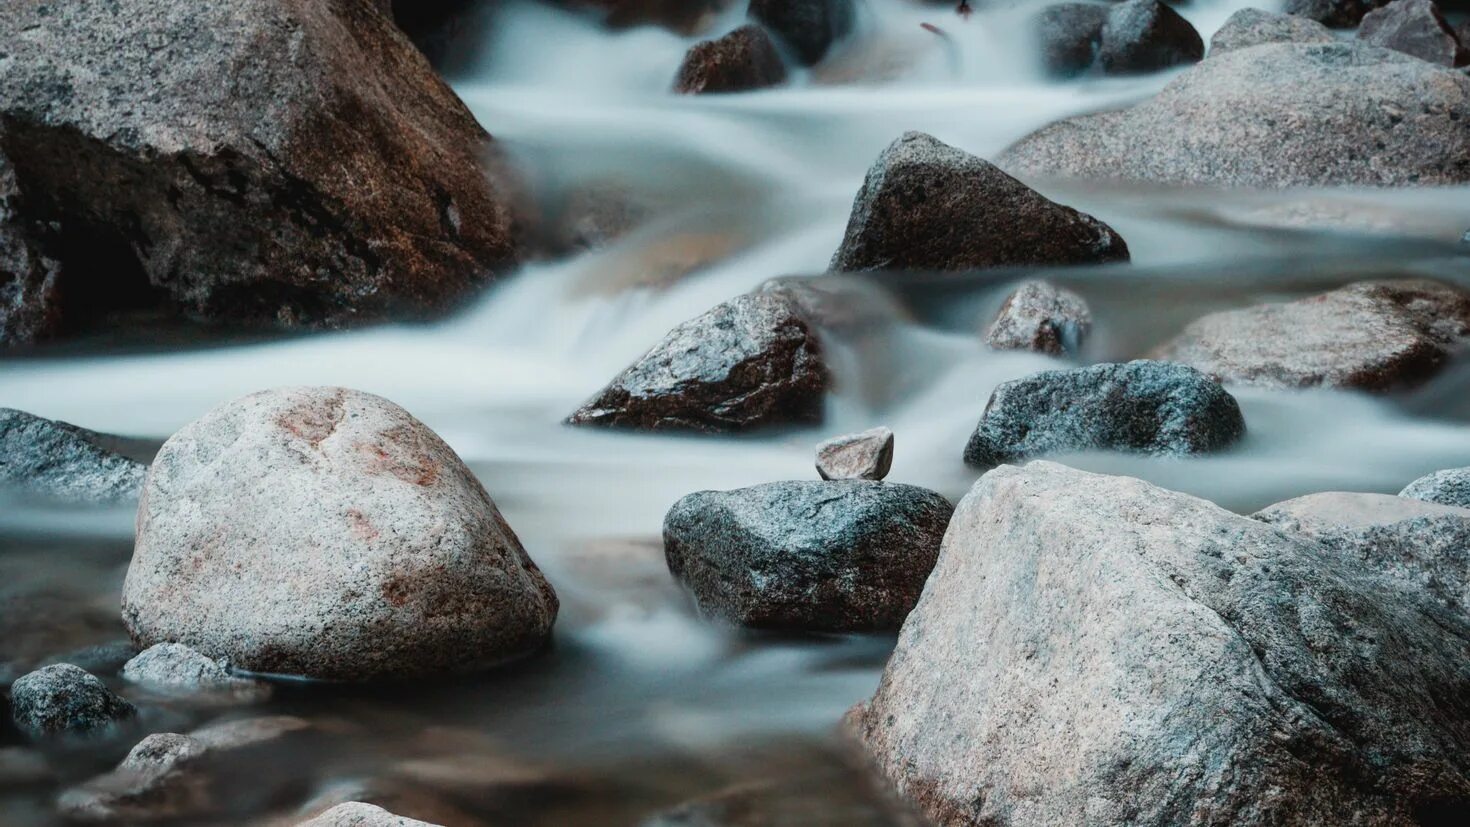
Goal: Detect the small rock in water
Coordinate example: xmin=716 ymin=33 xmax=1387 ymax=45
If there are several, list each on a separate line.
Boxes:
xmin=815 ymin=427 xmax=894 ymax=481
xmin=829 ymin=132 xmax=1129 ymax=273
xmin=8 ymin=664 xmax=136 ymax=739
xmin=1207 ymin=8 xmax=1335 ymax=55
xmin=748 ymin=0 xmax=855 ymax=66
xmin=963 ymin=360 xmax=1245 ymax=468
xmin=0 ymin=409 xmax=147 ymax=503
xmin=568 ymin=290 xmax=829 ymax=433
xmin=554 ymin=182 xmax=649 ymax=252
xmin=983 ymin=279 xmax=1091 ymax=356
xmin=1097 ymin=0 xmax=1204 ymax=74
xmin=122 ymin=643 xmax=271 ymax=703
xmin=1357 ymin=0 xmax=1467 ymax=67
xmin=297 ymin=802 xmax=444 ymax=827
xmin=58 ymin=732 xmax=211 ymax=822
xmin=1033 ymin=4 xmax=1109 ymax=78
xmin=674 ymin=25 xmax=788 ymax=94
xmin=664 ymin=480 xmax=953 ymax=631
xmin=1401 ymin=466 xmax=1470 ymax=508
xmin=189 ymin=714 xmax=312 ymax=751
xmin=1284 ymin=0 xmax=1378 ymax=27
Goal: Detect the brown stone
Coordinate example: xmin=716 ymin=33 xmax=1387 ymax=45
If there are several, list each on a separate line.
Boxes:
xmin=983 ymin=280 xmax=1091 ymax=356
xmin=674 ymin=25 xmax=789 ymax=94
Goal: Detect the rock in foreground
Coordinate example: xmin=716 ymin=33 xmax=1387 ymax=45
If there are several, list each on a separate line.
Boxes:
xmin=1402 ymin=466 xmax=1470 ymax=508
xmin=674 ymin=25 xmax=789 ymax=94
xmin=815 ymin=427 xmax=894 ymax=481
xmin=853 ymin=462 xmax=1470 ymax=826
xmin=664 ymin=481 xmax=952 ymax=631
xmin=1357 ymin=0 xmax=1466 ymax=67
xmin=9 ymin=664 xmax=135 ymax=739
xmin=1152 ymin=279 xmax=1470 ymax=390
xmin=963 ymin=360 xmax=1244 ymax=468
xmin=983 ymin=280 xmax=1090 ymax=356
xmin=1097 ymin=0 xmax=1204 ymax=74
xmin=123 ymin=387 xmax=559 ymax=681
xmin=568 ymin=291 xmax=828 ymax=433
xmin=0 ymin=408 xmax=147 ymax=503
xmin=830 ymin=132 xmax=1128 ymax=273
xmin=1208 ymin=8 xmax=1335 ymax=55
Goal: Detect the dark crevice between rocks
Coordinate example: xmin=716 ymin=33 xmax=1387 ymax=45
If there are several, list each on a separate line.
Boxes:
xmin=52 ymin=219 xmax=172 ymax=336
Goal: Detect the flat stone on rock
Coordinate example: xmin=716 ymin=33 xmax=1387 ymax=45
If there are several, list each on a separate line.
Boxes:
xmin=0 ymin=409 xmax=147 ymax=503
xmin=815 ymin=427 xmax=894 ymax=481
xmin=122 ymin=643 xmax=271 ymax=703
xmin=663 ymin=480 xmax=953 ymax=631
xmin=1097 ymin=0 xmax=1204 ymax=74
xmin=1208 ymin=8 xmax=1335 ymax=55
xmin=9 ymin=664 xmax=135 ymax=739
xmin=984 ymin=279 xmax=1091 ymax=356
xmin=123 ymin=387 xmax=559 ymax=681
xmin=1402 ymin=466 xmax=1470 ymax=508
xmin=830 ymin=132 xmax=1129 ymax=273
xmin=674 ymin=25 xmax=789 ymax=94
xmin=1357 ymin=0 xmax=1467 ymax=67
xmin=963 ymin=360 xmax=1245 ymax=468
xmin=297 ymin=802 xmax=444 ymax=827
xmin=748 ymin=0 xmax=855 ymax=66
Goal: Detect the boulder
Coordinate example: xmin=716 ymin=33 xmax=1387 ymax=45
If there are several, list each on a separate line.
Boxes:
xmin=567 ymin=291 xmax=829 ymax=432
xmin=674 ymin=25 xmax=789 ymax=94
xmin=748 ymin=0 xmax=855 ymax=66
xmin=1001 ymin=41 xmax=1470 ymax=187
xmin=122 ymin=643 xmax=271 ymax=703
xmin=298 ymin=802 xmax=443 ymax=827
xmin=815 ymin=426 xmax=894 ymax=481
xmin=663 ymin=480 xmax=953 ymax=631
xmin=1097 ymin=0 xmax=1204 ymax=74
xmin=0 ymin=408 xmax=147 ymax=503
xmin=1033 ymin=4 xmax=1109 ymax=77
xmin=1207 ymin=8 xmax=1335 ymax=55
xmin=8 ymin=664 xmax=135 ymax=739
xmin=123 ymin=387 xmax=559 ymax=681
xmin=0 ymin=0 xmax=525 ymax=340
xmin=1256 ymin=491 xmax=1470 ymax=615
xmin=1357 ymin=0 xmax=1467 ymax=67
xmin=1402 ymin=466 xmax=1470 ymax=508
xmin=962 ymin=360 xmax=1245 ymax=468
xmin=0 ymin=151 xmax=60 ymax=345
xmin=830 ymin=132 xmax=1129 ymax=273
xmin=1151 ymin=279 xmax=1470 ymax=390
xmin=983 ymin=279 xmax=1090 ymax=356
xmin=852 ymin=462 xmax=1470 ymax=826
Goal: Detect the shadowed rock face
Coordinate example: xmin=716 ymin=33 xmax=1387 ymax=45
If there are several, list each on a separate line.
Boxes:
xmin=0 ymin=408 xmax=147 ymax=503
xmin=748 ymin=0 xmax=855 ymax=66
xmin=1208 ymin=8 xmax=1334 ymax=55
xmin=1285 ymin=0 xmax=1382 ymax=27
xmin=124 ymin=387 xmax=559 ymax=682
xmin=830 ymin=132 xmax=1129 ymax=273
xmin=1001 ymin=42 xmax=1470 ymax=187
xmin=1097 ymin=0 xmax=1204 ymax=74
xmin=1402 ymin=466 xmax=1470 ymax=508
xmin=1357 ymin=0 xmax=1468 ymax=67
xmin=0 ymin=152 xmax=60 ymax=345
xmin=0 ymin=0 xmax=526 ymax=342
xmin=1034 ymin=4 xmax=1110 ymax=77
xmin=674 ymin=25 xmax=789 ymax=94
xmin=1152 ymin=279 xmax=1470 ymax=391
xmin=854 ymin=462 xmax=1470 ymax=826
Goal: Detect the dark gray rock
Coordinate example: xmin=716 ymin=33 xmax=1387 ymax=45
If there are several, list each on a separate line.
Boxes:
xmin=1001 ymin=42 xmax=1470 ymax=187
xmin=0 ymin=151 xmax=60 ymax=346
xmin=852 ymin=462 xmax=1470 ymax=826
xmin=1098 ymin=0 xmax=1204 ymax=74
xmin=748 ymin=0 xmax=856 ymax=66
xmin=1034 ymin=4 xmax=1109 ymax=77
xmin=963 ymin=360 xmax=1245 ymax=468
xmin=9 ymin=664 xmax=135 ymax=739
xmin=830 ymin=132 xmax=1128 ymax=273
xmin=568 ymin=291 xmax=829 ymax=433
xmin=1285 ymin=0 xmax=1380 ymax=27
xmin=122 ymin=643 xmax=271 ymax=703
xmin=1357 ymin=0 xmax=1467 ymax=67
xmin=674 ymin=25 xmax=789 ymax=94
xmin=1207 ymin=8 xmax=1335 ymax=55
xmin=1402 ymin=466 xmax=1470 ymax=508
xmin=0 ymin=408 xmax=147 ymax=503
xmin=984 ymin=279 xmax=1091 ymax=356
xmin=663 ymin=480 xmax=953 ymax=631
xmin=1152 ymin=279 xmax=1470 ymax=390
xmin=815 ymin=427 xmax=894 ymax=481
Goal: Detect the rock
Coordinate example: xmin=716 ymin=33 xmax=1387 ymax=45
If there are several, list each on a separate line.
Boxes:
xmin=829 ymin=132 xmax=1129 ymax=273
xmin=1357 ymin=0 xmax=1467 ymax=67
xmin=748 ymin=0 xmax=855 ymax=66
xmin=1285 ymin=0 xmax=1383 ymax=27
xmin=8 ymin=664 xmax=135 ymax=739
xmin=1256 ymin=491 xmax=1470 ymax=615
xmin=0 ymin=409 xmax=147 ymax=503
xmin=674 ymin=25 xmax=789 ymax=94
xmin=554 ymin=183 xmax=649 ymax=252
xmin=1097 ymin=0 xmax=1204 ymax=74
xmin=983 ymin=279 xmax=1090 ymax=356
xmin=815 ymin=427 xmax=894 ymax=481
xmin=58 ymin=733 xmax=211 ymax=822
xmin=1001 ymin=42 xmax=1470 ymax=187
xmin=852 ymin=462 xmax=1470 ymax=826
xmin=1151 ymin=279 xmax=1470 ymax=390
xmin=189 ymin=715 xmax=313 ymax=751
xmin=663 ymin=480 xmax=953 ymax=631
xmin=298 ymin=802 xmax=443 ymax=827
xmin=123 ymin=387 xmax=559 ymax=681
xmin=567 ymin=291 xmax=828 ymax=433
xmin=0 ymin=0 xmax=525 ymax=339
xmin=1207 ymin=8 xmax=1335 ymax=55
xmin=1033 ymin=4 xmax=1109 ymax=77
xmin=963 ymin=360 xmax=1245 ymax=468
xmin=1402 ymin=466 xmax=1470 ymax=508
xmin=122 ymin=643 xmax=271 ymax=703
xmin=0 ymin=151 xmax=61 ymax=346
xmin=641 ymin=776 xmax=916 ymax=826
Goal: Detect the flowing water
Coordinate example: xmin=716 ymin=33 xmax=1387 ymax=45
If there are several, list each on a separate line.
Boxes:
xmin=3 ymin=1 xmax=1470 ymax=823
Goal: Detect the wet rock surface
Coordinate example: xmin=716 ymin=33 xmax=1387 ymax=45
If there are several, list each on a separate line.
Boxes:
xmin=983 ymin=279 xmax=1091 ymax=356
xmin=568 ymin=291 xmax=829 ymax=433
xmin=0 ymin=152 xmax=60 ymax=346
xmin=1357 ymin=0 xmax=1467 ymax=67
xmin=123 ymin=386 xmax=559 ymax=681
xmin=122 ymin=643 xmax=271 ymax=703
xmin=1152 ymin=279 xmax=1470 ymax=390
xmin=298 ymin=802 xmax=443 ymax=826
xmin=663 ymin=480 xmax=953 ymax=631
xmin=674 ymin=25 xmax=789 ymax=94
xmin=8 ymin=664 xmax=135 ymax=739
xmin=830 ymin=132 xmax=1129 ymax=273
xmin=963 ymin=360 xmax=1245 ymax=468
xmin=1097 ymin=0 xmax=1204 ymax=74
xmin=1208 ymin=8 xmax=1335 ymax=54
xmin=1034 ymin=4 xmax=1109 ymax=77
xmin=815 ymin=427 xmax=894 ymax=481
xmin=1401 ymin=466 xmax=1470 ymax=508
xmin=0 ymin=408 xmax=147 ymax=503
xmin=748 ymin=0 xmax=855 ymax=66
xmin=853 ymin=462 xmax=1470 ymax=826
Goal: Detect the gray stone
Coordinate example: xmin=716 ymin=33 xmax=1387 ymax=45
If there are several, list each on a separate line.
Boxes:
xmin=8 ymin=664 xmax=135 ymax=739
xmin=1357 ymin=0 xmax=1467 ymax=67
xmin=567 ymin=291 xmax=829 ymax=433
xmin=1001 ymin=42 xmax=1470 ymax=187
xmin=963 ymin=360 xmax=1245 ymax=468
xmin=1285 ymin=0 xmax=1379 ymax=27
xmin=1097 ymin=0 xmax=1204 ymax=74
xmin=297 ymin=802 xmax=443 ymax=827
xmin=123 ymin=387 xmax=559 ymax=681
xmin=748 ymin=0 xmax=855 ymax=66
xmin=1208 ymin=8 xmax=1335 ymax=55
xmin=1152 ymin=279 xmax=1470 ymax=390
xmin=830 ymin=132 xmax=1129 ymax=273
xmin=0 ymin=409 xmax=147 ymax=503
xmin=1402 ymin=466 xmax=1470 ymax=508
xmin=674 ymin=25 xmax=789 ymax=94
xmin=815 ymin=427 xmax=894 ymax=481
xmin=852 ymin=462 xmax=1470 ymax=826
xmin=58 ymin=733 xmax=211 ymax=822
xmin=983 ymin=279 xmax=1091 ymax=356
xmin=122 ymin=643 xmax=271 ymax=703
xmin=663 ymin=481 xmax=953 ymax=631
xmin=1034 ymin=4 xmax=1109 ymax=77
xmin=0 ymin=151 xmax=60 ymax=346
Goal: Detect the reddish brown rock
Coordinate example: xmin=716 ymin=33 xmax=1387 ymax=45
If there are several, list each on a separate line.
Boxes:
xmin=674 ymin=25 xmax=789 ymax=94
